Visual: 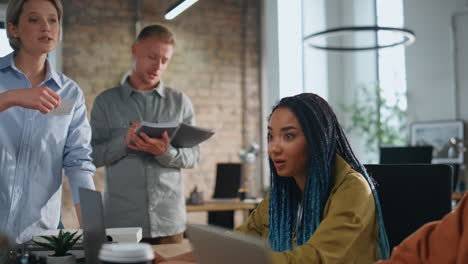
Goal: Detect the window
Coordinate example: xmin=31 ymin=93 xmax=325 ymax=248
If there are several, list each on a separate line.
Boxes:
xmin=376 ymin=0 xmax=408 ymax=145
xmin=0 ymin=5 xmax=13 ymax=57
xmin=302 ymin=0 xmax=328 ymax=100
xmin=0 ymin=25 xmax=13 ymax=57
xmin=300 ymin=0 xmax=408 ymax=162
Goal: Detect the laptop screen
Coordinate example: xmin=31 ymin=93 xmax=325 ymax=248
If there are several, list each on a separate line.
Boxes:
xmin=79 ymin=188 xmax=107 ymax=264
xmin=186 ymin=224 xmax=272 ymax=264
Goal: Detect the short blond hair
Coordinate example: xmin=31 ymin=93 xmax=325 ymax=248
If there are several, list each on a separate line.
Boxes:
xmin=6 ymin=0 xmax=63 ymax=51
xmin=137 ymin=24 xmax=176 ymax=46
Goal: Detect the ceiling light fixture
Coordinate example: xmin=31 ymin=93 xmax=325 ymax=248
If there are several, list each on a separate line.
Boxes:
xmin=164 ymin=0 xmax=199 ymax=20
xmin=304 ymin=26 xmax=416 ymax=51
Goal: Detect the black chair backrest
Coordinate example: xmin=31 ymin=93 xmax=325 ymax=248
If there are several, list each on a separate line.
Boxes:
xmin=379 ymin=146 xmax=459 ymax=191
xmin=212 ymin=163 xmax=242 ymax=198
xmin=379 ymin=146 xmax=433 ymax=164
xmin=364 ymin=164 xmax=452 ymax=250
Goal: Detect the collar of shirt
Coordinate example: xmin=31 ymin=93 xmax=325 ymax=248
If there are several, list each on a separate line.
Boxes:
xmin=0 ymin=52 xmax=63 ymax=89
xmin=120 ymin=77 xmax=167 ymax=101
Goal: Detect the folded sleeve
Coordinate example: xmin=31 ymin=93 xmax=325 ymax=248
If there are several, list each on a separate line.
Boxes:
xmin=63 ymin=90 xmax=96 ymax=204
xmin=235 ymin=195 xmax=269 ymax=237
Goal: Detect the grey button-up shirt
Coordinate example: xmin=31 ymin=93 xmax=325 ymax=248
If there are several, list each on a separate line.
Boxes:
xmin=90 ymin=80 xmax=199 ymax=237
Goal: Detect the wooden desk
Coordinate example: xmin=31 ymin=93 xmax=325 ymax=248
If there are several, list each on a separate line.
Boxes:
xmin=186 ymin=201 xmax=257 ymax=212
xmin=186 ymin=200 xmax=259 ymax=225
xmin=452 ymin=192 xmax=466 ymax=201
xmin=153 ymin=240 xmax=192 ymax=258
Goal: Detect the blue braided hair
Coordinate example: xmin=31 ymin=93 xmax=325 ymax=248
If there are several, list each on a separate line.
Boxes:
xmin=267 ymin=93 xmax=390 ymax=259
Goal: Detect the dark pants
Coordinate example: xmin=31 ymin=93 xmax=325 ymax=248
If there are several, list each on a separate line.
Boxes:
xmin=140 ymin=232 xmax=184 ymax=245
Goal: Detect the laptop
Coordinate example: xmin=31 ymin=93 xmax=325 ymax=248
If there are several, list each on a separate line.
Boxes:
xmin=79 ymin=187 xmax=107 ymax=264
xmin=186 ymin=224 xmax=272 ymax=264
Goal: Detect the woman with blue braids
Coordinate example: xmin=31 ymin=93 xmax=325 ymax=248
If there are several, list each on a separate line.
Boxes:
xmin=156 ymin=92 xmax=390 ymax=264
xmin=234 ymin=92 xmax=390 ymax=263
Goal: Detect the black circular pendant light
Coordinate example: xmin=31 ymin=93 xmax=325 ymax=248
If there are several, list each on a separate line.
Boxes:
xmin=304 ymin=26 xmax=416 ymax=51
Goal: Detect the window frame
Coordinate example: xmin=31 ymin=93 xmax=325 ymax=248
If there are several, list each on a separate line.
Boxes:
xmin=0 ymin=3 xmax=14 ymax=57
xmin=0 ymin=4 xmax=6 ymax=23
xmin=0 ymin=4 xmax=6 ymax=27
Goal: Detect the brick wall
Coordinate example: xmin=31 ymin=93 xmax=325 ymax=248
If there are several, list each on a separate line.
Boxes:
xmin=59 ymin=0 xmax=261 ymax=228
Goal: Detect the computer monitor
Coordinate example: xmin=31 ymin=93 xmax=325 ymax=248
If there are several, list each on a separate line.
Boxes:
xmin=209 ymin=163 xmax=243 ymax=229
xmin=212 ymin=163 xmax=242 ymax=198
xmin=379 ymin=146 xmax=433 ymax=164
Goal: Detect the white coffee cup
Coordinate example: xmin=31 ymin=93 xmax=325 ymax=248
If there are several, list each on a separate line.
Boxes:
xmin=99 ymin=243 xmax=154 ymax=264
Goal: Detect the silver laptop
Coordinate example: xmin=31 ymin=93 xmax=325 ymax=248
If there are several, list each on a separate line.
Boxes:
xmin=186 ymin=224 xmax=272 ymax=264
xmin=79 ymin=187 xmax=107 ymax=264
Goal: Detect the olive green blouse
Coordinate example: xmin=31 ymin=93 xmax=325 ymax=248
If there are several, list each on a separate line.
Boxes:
xmin=235 ymin=155 xmax=379 ymax=264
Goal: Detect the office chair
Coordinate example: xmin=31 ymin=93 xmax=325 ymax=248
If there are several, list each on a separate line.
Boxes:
xmin=364 ymin=164 xmax=452 ymax=250
xmin=208 ymin=163 xmax=242 ymax=229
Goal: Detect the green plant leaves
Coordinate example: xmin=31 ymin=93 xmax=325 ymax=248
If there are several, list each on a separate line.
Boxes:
xmin=33 ymin=230 xmax=82 ymax=257
xmin=340 ymin=84 xmax=407 ymax=153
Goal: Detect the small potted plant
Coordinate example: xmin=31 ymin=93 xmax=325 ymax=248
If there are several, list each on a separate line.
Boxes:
xmin=33 ymin=230 xmax=82 ymax=264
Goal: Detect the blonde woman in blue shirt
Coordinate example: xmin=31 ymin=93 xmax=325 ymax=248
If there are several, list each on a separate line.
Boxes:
xmin=0 ymin=0 xmax=95 ymax=243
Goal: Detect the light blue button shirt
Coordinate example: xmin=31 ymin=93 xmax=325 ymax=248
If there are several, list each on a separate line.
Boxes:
xmin=0 ymin=53 xmax=96 ymax=243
